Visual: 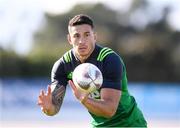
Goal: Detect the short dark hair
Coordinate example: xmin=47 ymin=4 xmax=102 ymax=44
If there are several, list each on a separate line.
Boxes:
xmin=68 ymin=14 xmax=94 ymax=29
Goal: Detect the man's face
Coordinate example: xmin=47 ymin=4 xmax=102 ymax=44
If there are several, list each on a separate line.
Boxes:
xmin=68 ymin=24 xmax=96 ymax=58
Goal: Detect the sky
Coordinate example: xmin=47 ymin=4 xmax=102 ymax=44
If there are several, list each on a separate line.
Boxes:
xmin=40 ymin=0 xmax=132 ymax=14
xmin=0 ymin=0 xmax=180 ymax=55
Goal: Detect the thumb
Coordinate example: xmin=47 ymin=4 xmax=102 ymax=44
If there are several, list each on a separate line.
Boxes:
xmin=47 ymin=85 xmax=52 ymax=96
xmin=68 ymin=80 xmax=77 ymax=91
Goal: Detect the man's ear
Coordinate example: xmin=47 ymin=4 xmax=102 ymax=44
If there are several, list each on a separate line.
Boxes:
xmin=67 ymin=34 xmax=72 ymax=45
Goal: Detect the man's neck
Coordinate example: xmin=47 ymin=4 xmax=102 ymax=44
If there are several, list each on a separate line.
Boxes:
xmin=75 ymin=47 xmax=95 ymax=63
xmin=74 ymin=46 xmax=95 ymax=63
xmin=76 ymin=54 xmax=90 ymax=63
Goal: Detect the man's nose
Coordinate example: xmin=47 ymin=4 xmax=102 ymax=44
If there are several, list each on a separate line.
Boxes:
xmin=79 ymin=38 xmax=85 ymax=44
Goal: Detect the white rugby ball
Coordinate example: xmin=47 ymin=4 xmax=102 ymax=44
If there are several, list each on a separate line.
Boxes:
xmin=72 ymin=63 xmax=103 ymax=93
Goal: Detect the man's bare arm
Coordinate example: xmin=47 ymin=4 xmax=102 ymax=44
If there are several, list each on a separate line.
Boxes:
xmin=38 ymin=84 xmax=66 ymax=116
xmin=51 ymin=84 xmax=66 ymax=115
xmin=69 ymin=80 xmax=121 ymax=118
xmin=82 ymin=88 xmax=121 ymax=118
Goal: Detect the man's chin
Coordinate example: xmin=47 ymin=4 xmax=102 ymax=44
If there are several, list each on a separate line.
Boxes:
xmin=78 ymin=50 xmax=88 ymax=55
xmin=78 ymin=51 xmax=89 ymax=57
xmin=79 ymin=53 xmax=88 ymax=57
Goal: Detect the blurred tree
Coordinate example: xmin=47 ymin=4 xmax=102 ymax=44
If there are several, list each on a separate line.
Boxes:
xmin=1 ymin=0 xmax=180 ymax=82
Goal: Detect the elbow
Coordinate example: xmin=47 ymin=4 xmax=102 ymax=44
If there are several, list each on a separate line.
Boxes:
xmin=43 ymin=109 xmax=58 ymax=116
xmin=45 ymin=113 xmax=56 ymax=116
xmin=43 ymin=105 xmax=60 ymax=116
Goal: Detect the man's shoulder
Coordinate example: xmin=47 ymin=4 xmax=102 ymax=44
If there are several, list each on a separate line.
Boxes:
xmin=96 ymin=45 xmax=125 ymax=67
xmin=54 ymin=49 xmax=73 ymax=64
xmin=96 ymin=45 xmax=120 ymax=62
xmin=61 ymin=49 xmax=74 ymax=63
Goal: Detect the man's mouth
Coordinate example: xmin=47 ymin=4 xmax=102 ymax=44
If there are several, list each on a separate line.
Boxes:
xmin=79 ymin=46 xmax=87 ymax=50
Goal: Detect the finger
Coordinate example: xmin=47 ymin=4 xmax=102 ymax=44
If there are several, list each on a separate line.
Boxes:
xmin=41 ymin=107 xmax=45 ymax=111
xmin=38 ymin=95 xmax=45 ymax=102
xmin=38 ymin=95 xmax=44 ymax=102
xmin=37 ymin=102 xmax=43 ymax=106
xmin=47 ymin=85 xmax=51 ymax=96
xmin=41 ymin=107 xmax=48 ymax=113
xmin=37 ymin=97 xmax=44 ymax=106
xmin=40 ymin=90 xmax=45 ymax=96
xmin=69 ymin=80 xmax=76 ymax=91
xmin=38 ymin=95 xmax=43 ymax=101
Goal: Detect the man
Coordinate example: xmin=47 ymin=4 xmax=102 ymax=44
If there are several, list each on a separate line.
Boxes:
xmin=38 ymin=14 xmax=147 ymax=127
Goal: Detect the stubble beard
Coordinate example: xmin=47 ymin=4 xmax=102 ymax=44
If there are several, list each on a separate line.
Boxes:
xmin=76 ymin=46 xmax=94 ymax=63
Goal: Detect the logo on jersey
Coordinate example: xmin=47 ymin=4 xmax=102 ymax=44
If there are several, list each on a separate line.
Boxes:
xmin=67 ymin=72 xmax=73 ymax=80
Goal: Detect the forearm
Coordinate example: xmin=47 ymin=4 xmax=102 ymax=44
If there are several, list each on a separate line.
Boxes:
xmin=69 ymin=80 xmax=121 ymax=118
xmin=80 ymin=89 xmax=121 ymax=118
xmin=81 ymin=97 xmax=116 ymax=118
xmin=44 ymin=84 xmax=65 ymax=116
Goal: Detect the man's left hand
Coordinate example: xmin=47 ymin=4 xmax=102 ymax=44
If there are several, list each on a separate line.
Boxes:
xmin=68 ymin=80 xmax=89 ymax=103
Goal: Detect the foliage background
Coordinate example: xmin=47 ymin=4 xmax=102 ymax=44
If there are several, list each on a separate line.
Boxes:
xmin=0 ymin=0 xmax=180 ymax=82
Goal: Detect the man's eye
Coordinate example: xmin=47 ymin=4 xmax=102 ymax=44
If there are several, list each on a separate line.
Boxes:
xmin=74 ymin=34 xmax=80 ymax=38
xmin=85 ymin=33 xmax=90 ymax=37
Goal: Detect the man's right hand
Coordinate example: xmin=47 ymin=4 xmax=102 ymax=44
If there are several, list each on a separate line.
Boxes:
xmin=37 ymin=85 xmax=56 ymax=115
